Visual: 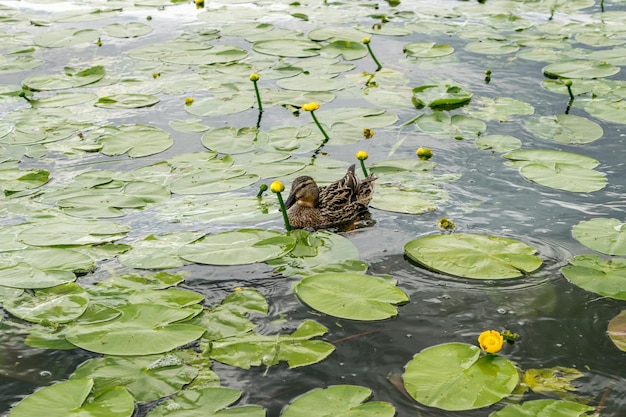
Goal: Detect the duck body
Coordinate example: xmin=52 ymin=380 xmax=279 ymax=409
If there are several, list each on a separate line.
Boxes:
xmin=284 ymin=164 xmax=376 ymax=229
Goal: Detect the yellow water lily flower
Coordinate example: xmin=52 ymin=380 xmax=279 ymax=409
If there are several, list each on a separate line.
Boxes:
xmin=478 ymin=330 xmax=504 ymax=354
xmin=302 ymin=102 xmax=320 ymax=112
xmin=363 ymin=128 xmax=374 ymax=139
xmin=184 ymin=97 xmax=194 ymax=106
xmin=416 ymin=147 xmax=433 ymax=160
xmin=356 ymin=151 xmax=368 ymax=161
xmin=249 ymin=73 xmax=260 ymax=82
xmin=270 ymin=181 xmax=285 ymax=193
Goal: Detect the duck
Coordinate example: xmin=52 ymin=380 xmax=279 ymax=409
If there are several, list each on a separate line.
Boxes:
xmin=284 ymin=164 xmax=376 ymax=229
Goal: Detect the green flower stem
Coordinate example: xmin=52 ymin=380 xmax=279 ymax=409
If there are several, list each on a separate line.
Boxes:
xmin=359 ymin=159 xmax=369 ymax=177
xmin=275 ymin=192 xmax=292 ymax=231
xmin=310 ymin=110 xmax=330 ymax=140
xmin=252 ymin=80 xmax=263 ymax=112
xmin=566 ymin=82 xmax=575 ymax=101
xmin=366 ymin=43 xmax=382 ymax=71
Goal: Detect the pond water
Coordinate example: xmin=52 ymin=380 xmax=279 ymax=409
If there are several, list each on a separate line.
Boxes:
xmin=1 ymin=0 xmax=625 ymax=416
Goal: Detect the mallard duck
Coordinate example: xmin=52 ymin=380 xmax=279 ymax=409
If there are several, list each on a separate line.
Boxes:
xmin=284 ymin=164 xmax=376 ymax=229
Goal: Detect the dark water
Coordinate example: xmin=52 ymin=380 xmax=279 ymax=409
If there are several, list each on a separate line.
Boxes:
xmin=1 ymin=0 xmax=625 ymax=416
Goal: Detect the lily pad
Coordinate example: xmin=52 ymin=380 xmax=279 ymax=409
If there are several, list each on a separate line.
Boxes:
xmin=412 ymin=84 xmax=472 ymax=110
xmin=572 ymin=218 xmax=626 ymax=256
xmin=294 ymin=273 xmax=408 ymax=320
xmin=8 ymin=379 xmax=133 ymax=417
xmin=34 ymin=28 xmax=100 ymax=48
xmin=475 ymin=135 xmax=522 ymax=153
xmin=543 ymin=60 xmax=620 ymax=79
xmin=491 ymin=399 xmax=596 ymax=417
xmin=118 ymin=232 xmax=203 ymax=269
xmin=403 ymin=343 xmax=518 ymax=411
xmin=201 ymin=127 xmax=263 ymax=154
xmin=414 ymin=112 xmax=486 ymax=140
xmin=22 ymin=65 xmax=105 ymax=91
xmin=98 ymin=124 xmax=173 ymax=157
xmin=281 ymin=385 xmax=395 ymax=417
xmin=464 ymin=96 xmax=534 ymax=122
xmin=561 ymin=255 xmax=626 ymax=300
xmin=146 ymin=387 xmax=265 ymax=417
xmin=607 ymin=310 xmax=626 ymax=352
xmin=524 ymin=114 xmax=603 ymax=144
xmin=585 ymin=99 xmax=626 ymax=124
xmin=404 ymin=234 xmax=542 ymax=279
xmin=102 ymin=22 xmax=152 ymax=38
xmin=370 ymin=185 xmax=437 ymax=214
xmin=17 ymin=220 xmax=129 ymax=246
xmin=404 ymin=42 xmax=454 ymax=58
xmin=253 ymin=39 xmax=320 ymax=57
xmin=320 ymin=40 xmax=367 ymax=61
xmin=95 ymin=94 xmax=160 ymax=109
xmin=65 ymin=303 xmax=206 ymax=355
xmin=2 ymin=283 xmax=89 ymax=324
xmin=178 ymin=229 xmax=296 ymax=265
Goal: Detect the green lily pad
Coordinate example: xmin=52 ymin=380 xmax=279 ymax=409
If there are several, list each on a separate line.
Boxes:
xmin=414 ymin=112 xmax=486 ymax=139
xmin=315 ymin=107 xmax=398 ymax=128
xmin=543 ymin=60 xmax=620 ymax=79
xmin=178 ymin=229 xmax=296 ymax=265
xmin=17 ymin=220 xmax=129 ymax=246
xmin=281 ymin=385 xmax=395 ymax=417
xmin=95 ymin=94 xmax=160 ymax=109
xmin=475 ymin=135 xmax=522 ymax=153
xmin=465 ymin=40 xmax=519 ymax=55
xmin=187 ymin=94 xmax=255 ymax=117
xmin=607 ymin=310 xmax=626 ymax=352
xmin=404 ymin=234 xmax=542 ymax=279
xmin=2 ymin=283 xmax=89 ymax=324
xmin=491 ymin=399 xmax=596 ymax=417
xmin=561 ymin=255 xmax=626 ymax=300
xmin=524 ymin=114 xmax=603 ymax=144
xmin=34 ymin=28 xmax=100 ymax=48
xmin=320 ymin=40 xmax=367 ymax=60
xmin=403 ymin=343 xmax=519 ymax=411
xmin=0 ymin=167 xmax=49 ymax=195
xmin=253 ymin=39 xmax=320 ymax=57
xmin=0 ymin=55 xmax=42 ymax=74
xmin=201 ymin=127 xmax=263 ymax=154
xmin=404 ymin=42 xmax=454 ymax=58
xmin=102 ymin=22 xmax=152 ymax=38
xmin=98 ymin=124 xmax=173 ymax=157
xmin=118 ymin=232 xmax=204 ymax=269
xmin=370 ymin=185 xmax=437 ymax=214
xmin=585 ymin=99 xmax=626 ymax=124
xmin=464 ymin=96 xmax=534 ymax=122
xmin=22 ymin=65 xmax=106 ymax=91
xmin=29 ymin=92 xmax=97 ymax=108
xmin=65 ymin=303 xmax=206 ymax=355
xmin=71 ymin=354 xmax=198 ymax=402
xmin=412 ymin=84 xmax=473 ymax=110
xmin=168 ymin=168 xmax=259 ymax=194
xmin=210 ymin=319 xmax=335 ymax=369
xmin=294 ymin=273 xmax=408 ymax=320
xmin=146 ymin=387 xmax=265 ymax=417
xmin=572 ymin=218 xmax=626 ymax=256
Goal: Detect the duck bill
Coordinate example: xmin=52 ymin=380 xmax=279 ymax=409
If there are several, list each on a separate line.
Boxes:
xmin=284 ymin=192 xmax=296 ymax=209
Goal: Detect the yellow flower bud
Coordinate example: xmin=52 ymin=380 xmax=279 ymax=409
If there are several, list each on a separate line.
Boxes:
xmin=184 ymin=97 xmax=194 ymax=106
xmin=270 ymin=181 xmax=285 ymax=193
xmin=416 ymin=147 xmax=433 ymax=160
xmin=363 ymin=128 xmax=374 ymax=139
xmin=234 ymin=287 xmax=242 ymax=292
xmin=478 ymin=330 xmax=504 ymax=354
xmin=363 ymin=37 xmax=371 ymax=44
xmin=302 ymin=102 xmax=320 ymax=112
xmin=356 ymin=151 xmax=368 ymax=161
xmin=249 ymin=73 xmax=260 ymax=82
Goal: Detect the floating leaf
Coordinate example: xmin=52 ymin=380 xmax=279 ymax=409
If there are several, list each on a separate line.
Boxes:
xmin=294 ymin=273 xmax=408 ymax=320
xmin=146 ymin=387 xmax=265 ymax=417
xmin=65 ymin=304 xmax=206 ymax=355
xmin=118 ymin=232 xmax=204 ymax=269
xmin=524 ymin=114 xmax=603 ymax=144
xmin=209 ymin=319 xmax=335 ymax=369
xmin=201 ymin=127 xmax=263 ymax=154
xmin=572 ymin=218 xmax=626 ymax=256
xmin=29 ymin=92 xmax=97 ymax=108
xmin=71 ymin=354 xmax=198 ymax=402
xmin=2 ymin=283 xmax=89 ymax=324
xmin=464 ymin=96 xmax=534 ymax=122
xmin=561 ymin=255 xmax=626 ymax=300
xmin=0 ymin=167 xmax=49 ymax=195
xmin=521 ymin=366 xmax=584 ymax=398
xmin=403 ymin=343 xmax=518 ymax=411
xmin=414 ymin=112 xmax=486 ymax=140
xmin=608 ymin=310 xmax=626 ymax=352
xmin=465 ymin=40 xmax=519 ymax=55
xmin=404 ymin=234 xmax=542 ymax=279
xmin=98 ymin=124 xmax=173 ymax=157
xmin=491 ymin=399 xmax=595 ymax=417
xmin=543 ymin=60 xmax=620 ymax=79
xmin=475 ymin=135 xmax=522 ymax=153
xmin=253 ymin=39 xmax=320 ymax=57
xmin=8 ymin=378 xmax=134 ymax=417
xmin=281 ymin=385 xmax=395 ymax=417
xmin=34 ymin=28 xmax=100 ymax=48
xmin=187 ymin=94 xmax=255 ymax=117
xmin=404 ymin=42 xmax=454 ymax=58
xmin=17 ymin=220 xmax=129 ymax=246
xmin=370 ymin=185 xmax=437 ymax=214
xmin=412 ymin=84 xmax=472 ymax=110
xmin=585 ymin=99 xmax=626 ymax=124
xmin=178 ymin=229 xmax=296 ymax=265
xmin=320 ymin=40 xmax=367 ymax=60
xmin=95 ymin=94 xmax=160 ymax=109
xmin=169 ymin=168 xmax=258 ymax=194
xmin=22 ymin=65 xmax=105 ymax=90
xmin=102 ymin=22 xmax=152 ymax=38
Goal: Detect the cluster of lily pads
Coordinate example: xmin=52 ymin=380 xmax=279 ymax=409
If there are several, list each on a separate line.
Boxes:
xmin=0 ymin=0 xmax=625 ymax=416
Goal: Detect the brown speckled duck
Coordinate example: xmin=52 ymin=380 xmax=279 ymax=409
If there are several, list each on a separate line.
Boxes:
xmin=284 ymin=164 xmax=376 ymax=229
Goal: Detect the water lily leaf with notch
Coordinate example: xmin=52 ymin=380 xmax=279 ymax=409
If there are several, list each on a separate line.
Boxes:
xmin=253 ymin=39 xmax=321 ymax=57
xmin=277 ymin=73 xmax=353 ymax=92
xmin=0 ymin=55 xmax=43 ymax=74
xmin=2 ymin=283 xmax=89 ymax=324
xmin=405 ymin=234 xmax=542 ymax=279
xmin=22 ymin=65 xmax=105 ymax=91
xmin=71 ymin=354 xmax=198 ymax=402
xmin=102 ymin=22 xmax=152 ymax=38
xmin=504 ymin=149 xmax=600 ymax=169
xmin=404 ymin=42 xmax=454 ymax=58
xmin=95 ymin=94 xmax=160 ymax=109
xmin=29 ymin=92 xmax=97 ymax=108
xmin=98 ymin=124 xmax=172 ymax=157
xmin=543 ymin=60 xmax=620 ymax=79
xmin=209 ymin=319 xmax=334 ymax=369
xmin=169 ymin=118 xmax=210 ymax=133
xmin=17 ymin=219 xmax=129 ymax=246
xmin=369 ymin=159 xmax=436 ymax=173
xmin=281 ymin=385 xmax=395 ymax=417
xmin=412 ymin=84 xmax=473 ymax=110
xmin=370 ymin=185 xmax=438 ymax=214
xmin=572 ymin=218 xmax=626 ymax=256
xmin=315 ymin=107 xmax=398 ymax=128
xmin=65 ymin=303 xmax=206 ymax=355
xmin=129 ymin=288 xmax=204 ymax=308
xmin=7 ymin=378 xmax=134 ymax=417
xmin=118 ymin=232 xmax=204 ymax=269
xmin=308 ymin=27 xmax=370 ymax=42
xmin=403 ymin=343 xmax=518 ymax=411
xmin=259 ymin=126 xmax=322 ymax=154
xmin=294 ymin=273 xmax=408 ymax=320
xmin=50 ymin=8 xmax=118 ymax=23
xmin=146 ymin=387 xmax=265 ymax=417
xmin=0 ymin=167 xmax=49 ymax=195
xmin=34 ymin=28 xmax=100 ymax=48
xmin=585 ymin=99 xmax=626 ymax=125
xmin=169 ymin=168 xmax=258 ymax=194
xmin=520 ymin=366 xmax=584 ymax=400
xmin=187 ymin=94 xmax=255 ymax=117
xmin=128 ymin=40 xmax=213 ymax=62
xmin=414 ymin=112 xmax=486 ymax=140
xmin=97 ymin=271 xmax=185 ymax=290
xmin=320 ymin=40 xmax=367 ymax=60
xmin=356 ymin=24 xmax=413 ymax=36
xmin=179 ymin=229 xmax=296 ymax=265
xmin=608 ymin=310 xmax=626 ymax=352
xmin=476 ymin=135 xmax=522 ymax=153
xmin=464 ymin=96 xmax=534 ymax=122
xmin=465 ymin=40 xmax=519 ymax=55
xmin=561 ymin=255 xmax=626 ymax=300
xmin=524 ymin=114 xmax=603 ymax=144
xmin=491 ymin=399 xmax=596 ymax=417
xmin=201 ymin=127 xmax=264 ymax=154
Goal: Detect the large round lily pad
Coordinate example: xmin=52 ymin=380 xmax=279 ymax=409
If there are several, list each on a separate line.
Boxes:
xmin=178 ymin=229 xmax=296 ymax=265
xmin=2 ymin=283 xmax=89 ymax=324
xmin=146 ymin=387 xmax=265 ymax=417
xmin=572 ymin=218 xmax=626 ymax=256
xmin=491 ymin=399 xmax=596 ymax=417
xmin=561 ymin=255 xmax=626 ymax=300
xmin=404 ymin=234 xmax=542 ymax=279
xmin=294 ymin=273 xmax=408 ymax=320
xmin=403 ymin=343 xmax=518 ymax=411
